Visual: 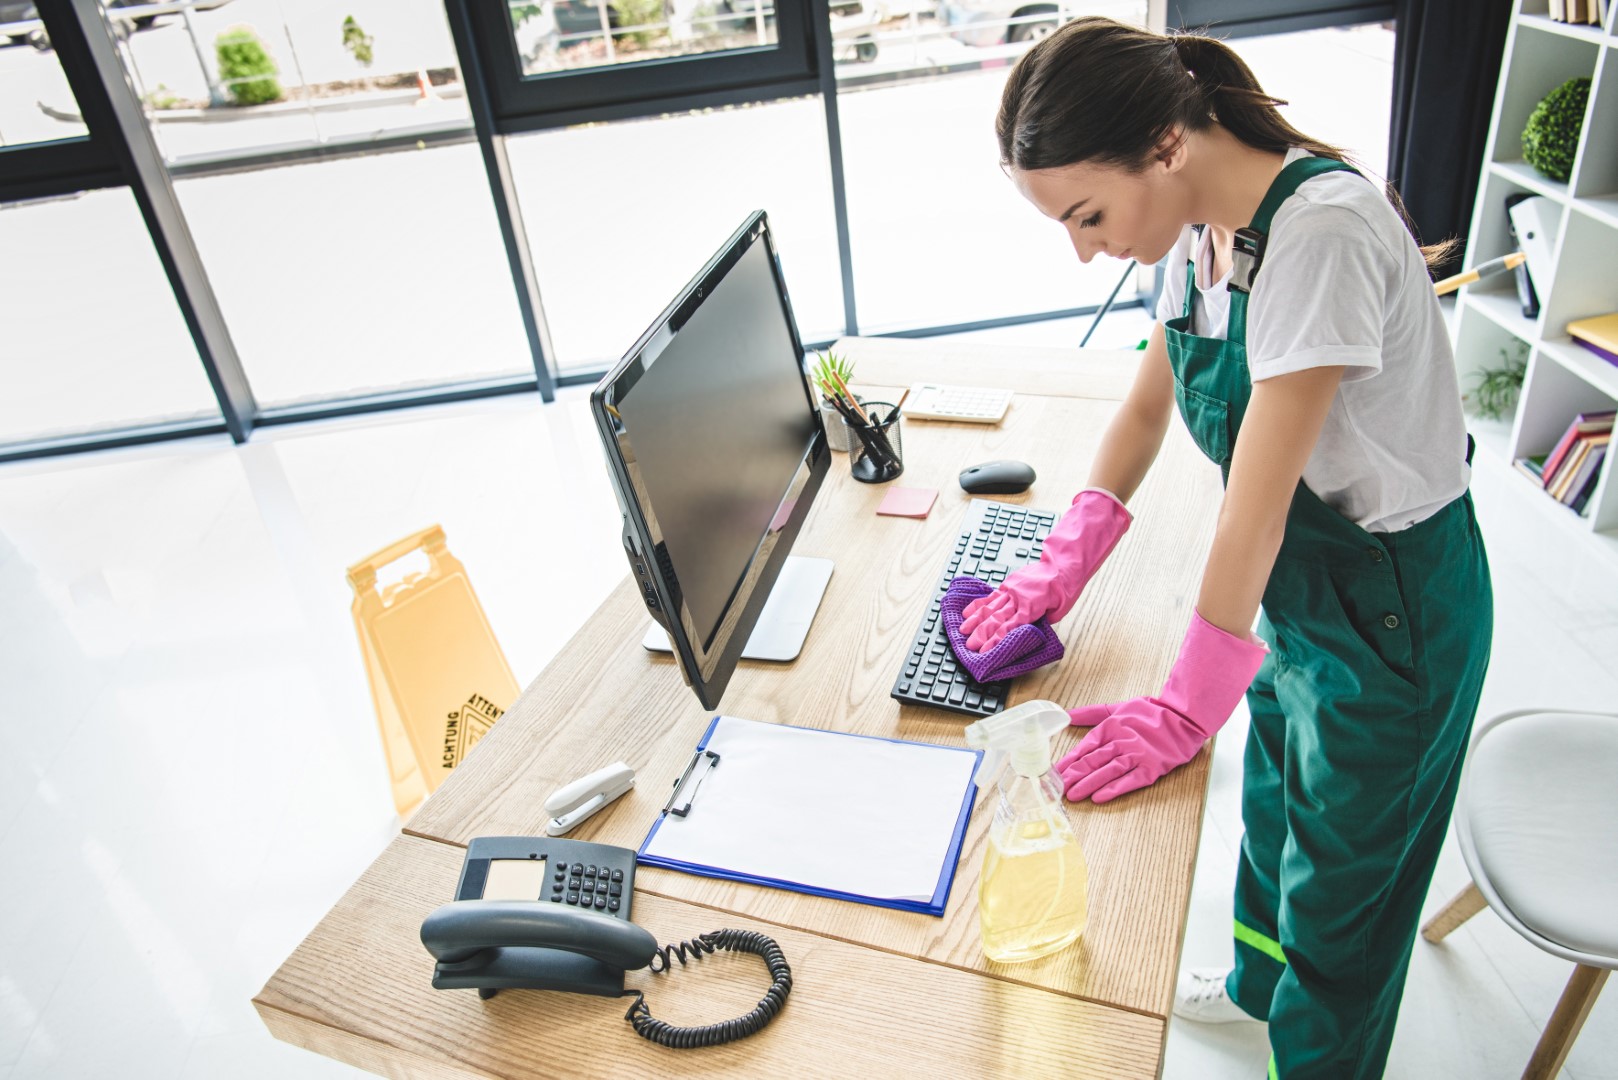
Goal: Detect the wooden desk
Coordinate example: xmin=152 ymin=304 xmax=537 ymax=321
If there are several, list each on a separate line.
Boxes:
xmin=256 ymin=338 xmax=1224 ymax=1078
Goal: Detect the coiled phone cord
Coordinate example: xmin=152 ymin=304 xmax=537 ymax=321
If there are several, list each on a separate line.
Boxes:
xmin=621 ymin=929 xmax=793 ymax=1048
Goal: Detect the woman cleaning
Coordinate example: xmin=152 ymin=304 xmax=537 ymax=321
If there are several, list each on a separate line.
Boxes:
xmin=958 ymin=17 xmax=1493 ymax=1079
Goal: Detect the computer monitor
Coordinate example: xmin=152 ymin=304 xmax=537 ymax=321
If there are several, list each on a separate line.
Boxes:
xmin=591 ymin=211 xmax=833 ymax=710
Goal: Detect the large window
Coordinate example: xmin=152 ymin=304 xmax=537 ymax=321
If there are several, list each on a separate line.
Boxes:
xmin=0 ymin=188 xmax=221 ymax=448
xmin=0 ymin=15 xmax=88 ymax=147
xmin=172 ymin=145 xmax=535 ymax=409
xmin=506 ymin=95 xmax=843 ymax=372
xmin=0 ymin=0 xmax=1403 ymax=460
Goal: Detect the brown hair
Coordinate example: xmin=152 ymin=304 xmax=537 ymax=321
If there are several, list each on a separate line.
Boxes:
xmin=996 ymin=17 xmax=1456 ymax=272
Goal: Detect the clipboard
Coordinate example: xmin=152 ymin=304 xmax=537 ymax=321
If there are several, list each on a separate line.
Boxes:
xmin=637 ymin=716 xmax=982 ymax=916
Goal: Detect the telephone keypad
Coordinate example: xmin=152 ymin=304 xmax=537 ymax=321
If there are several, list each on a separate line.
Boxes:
xmin=458 ymin=837 xmax=637 ymax=923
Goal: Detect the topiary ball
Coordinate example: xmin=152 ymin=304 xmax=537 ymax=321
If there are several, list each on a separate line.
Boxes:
xmin=1522 ymin=76 xmax=1590 ymax=183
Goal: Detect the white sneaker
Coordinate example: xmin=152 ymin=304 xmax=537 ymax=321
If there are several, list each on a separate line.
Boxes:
xmin=1173 ymin=968 xmax=1262 ymax=1024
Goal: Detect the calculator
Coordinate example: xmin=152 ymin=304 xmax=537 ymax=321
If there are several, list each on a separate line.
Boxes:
xmin=902 ymin=383 xmax=1015 ymax=423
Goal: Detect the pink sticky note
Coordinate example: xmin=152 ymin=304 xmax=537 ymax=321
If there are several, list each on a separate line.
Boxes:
xmin=877 ymin=486 xmax=938 ymax=519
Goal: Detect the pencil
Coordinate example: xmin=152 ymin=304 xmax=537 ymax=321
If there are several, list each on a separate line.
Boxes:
xmin=1433 ymin=251 xmax=1527 ymax=297
xmin=893 ymin=387 xmax=911 ymax=416
xmin=830 ymin=371 xmax=872 ymax=424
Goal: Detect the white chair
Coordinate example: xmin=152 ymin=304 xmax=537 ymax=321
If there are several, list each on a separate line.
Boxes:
xmin=1422 ymin=709 xmax=1618 ymax=1080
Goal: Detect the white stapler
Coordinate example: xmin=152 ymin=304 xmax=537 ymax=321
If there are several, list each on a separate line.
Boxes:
xmin=544 ymin=761 xmax=636 ymax=837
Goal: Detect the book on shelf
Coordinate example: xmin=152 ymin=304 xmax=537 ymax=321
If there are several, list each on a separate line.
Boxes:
xmin=1568 ymin=312 xmax=1618 ymax=368
xmin=1570 ymin=461 xmax=1602 ymax=515
xmin=1559 ymin=438 xmax=1607 ymax=515
xmin=1552 ymin=436 xmax=1608 ymax=502
xmin=1538 ymin=410 xmax=1616 ymax=487
xmin=1513 ymin=452 xmax=1548 ymax=484
xmin=1549 ymin=440 xmax=1591 ymax=501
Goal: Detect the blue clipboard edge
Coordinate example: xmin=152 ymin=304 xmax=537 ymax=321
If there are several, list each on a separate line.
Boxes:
xmin=635 ymin=716 xmax=984 ymax=917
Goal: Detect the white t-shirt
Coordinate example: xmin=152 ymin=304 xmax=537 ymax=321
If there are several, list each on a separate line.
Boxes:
xmin=1154 ymin=147 xmax=1470 ymax=533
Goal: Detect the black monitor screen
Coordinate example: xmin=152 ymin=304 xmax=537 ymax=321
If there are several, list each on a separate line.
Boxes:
xmin=591 ymin=212 xmax=829 ymax=709
xmin=614 ymin=240 xmax=816 ymax=647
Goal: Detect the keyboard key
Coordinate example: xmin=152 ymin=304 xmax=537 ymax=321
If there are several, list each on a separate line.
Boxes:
xmin=965 ymin=690 xmax=982 ymax=708
xmin=948 ymin=685 xmax=967 ymax=705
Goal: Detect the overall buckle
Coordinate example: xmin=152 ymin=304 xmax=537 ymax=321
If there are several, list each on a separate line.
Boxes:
xmin=1228 ymin=227 xmax=1267 ymax=294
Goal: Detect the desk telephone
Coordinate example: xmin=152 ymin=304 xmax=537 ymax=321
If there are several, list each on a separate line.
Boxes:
xmin=420 ymin=836 xmax=792 ymax=1048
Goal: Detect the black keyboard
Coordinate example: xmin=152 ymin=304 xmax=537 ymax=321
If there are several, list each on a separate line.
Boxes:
xmin=890 ymin=499 xmax=1058 ymax=718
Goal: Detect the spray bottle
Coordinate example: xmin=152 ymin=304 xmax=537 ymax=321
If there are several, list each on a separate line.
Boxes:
xmin=965 ymin=699 xmax=1087 ymax=964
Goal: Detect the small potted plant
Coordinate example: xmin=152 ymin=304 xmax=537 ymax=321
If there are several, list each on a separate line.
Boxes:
xmin=809 ymin=349 xmax=861 ymax=452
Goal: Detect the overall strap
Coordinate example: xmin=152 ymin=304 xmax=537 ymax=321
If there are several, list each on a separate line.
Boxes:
xmin=1228 ymin=156 xmax=1359 ymax=344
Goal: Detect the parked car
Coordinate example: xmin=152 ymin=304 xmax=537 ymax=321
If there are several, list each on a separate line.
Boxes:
xmin=939 ymin=0 xmax=1060 ymax=46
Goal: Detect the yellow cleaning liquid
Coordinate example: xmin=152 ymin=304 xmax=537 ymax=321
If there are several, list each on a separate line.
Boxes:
xmin=979 ymin=810 xmax=1088 ymax=964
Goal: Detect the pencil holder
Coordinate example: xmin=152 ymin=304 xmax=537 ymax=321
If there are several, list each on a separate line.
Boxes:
xmin=845 ymin=402 xmax=904 ymax=484
xmin=819 ymin=394 xmax=864 ymax=452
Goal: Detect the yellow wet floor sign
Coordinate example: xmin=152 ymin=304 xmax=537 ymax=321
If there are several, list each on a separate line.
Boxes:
xmin=348 ymin=525 xmax=520 ymax=818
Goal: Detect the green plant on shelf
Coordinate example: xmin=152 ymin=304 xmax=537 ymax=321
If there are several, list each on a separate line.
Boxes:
xmin=809 ymin=349 xmax=856 ymax=402
xmin=1467 ymin=343 xmax=1528 ymax=422
xmin=1522 ymin=76 xmax=1589 ymax=183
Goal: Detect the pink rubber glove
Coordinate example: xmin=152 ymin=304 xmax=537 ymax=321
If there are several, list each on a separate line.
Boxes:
xmin=1057 ymin=610 xmax=1267 ymax=804
xmin=960 ymin=488 xmax=1132 ymax=652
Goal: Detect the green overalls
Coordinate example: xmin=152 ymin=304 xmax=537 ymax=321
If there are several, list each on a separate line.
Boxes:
xmin=1161 ymin=156 xmax=1493 ymax=1079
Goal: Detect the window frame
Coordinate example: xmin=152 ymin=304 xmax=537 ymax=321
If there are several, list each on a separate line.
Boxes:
xmin=459 ymin=0 xmax=824 ymax=132
xmin=1166 ymin=1 xmax=1394 ymax=38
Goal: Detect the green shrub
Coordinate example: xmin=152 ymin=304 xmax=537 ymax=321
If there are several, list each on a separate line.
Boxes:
xmin=1522 ymin=76 xmax=1589 ymax=182
xmin=611 ymin=0 xmax=666 ymax=48
xmin=342 ymin=16 xmax=373 ymax=68
xmin=216 ymin=26 xmax=281 ymax=106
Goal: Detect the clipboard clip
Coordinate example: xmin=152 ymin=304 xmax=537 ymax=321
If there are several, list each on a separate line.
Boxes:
xmin=663 ymin=749 xmax=720 ymax=818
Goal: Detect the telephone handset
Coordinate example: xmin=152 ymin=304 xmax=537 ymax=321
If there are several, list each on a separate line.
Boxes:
xmin=421 ymin=836 xmax=792 ymax=1048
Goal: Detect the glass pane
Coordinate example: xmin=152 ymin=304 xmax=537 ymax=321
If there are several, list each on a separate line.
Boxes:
xmin=837 ymin=11 xmax=1393 ymax=332
xmin=0 ymin=188 xmax=221 ymax=447
xmin=510 ymin=0 xmax=777 ymax=77
xmin=0 ymin=5 xmax=88 ymax=147
xmin=172 ymin=144 xmax=535 ymax=408
xmin=106 ymin=0 xmax=470 ymax=167
xmin=831 ymin=0 xmax=1123 ymax=76
xmin=506 ymin=96 xmax=844 ymax=372
xmin=1232 ymin=22 xmax=1395 ymax=178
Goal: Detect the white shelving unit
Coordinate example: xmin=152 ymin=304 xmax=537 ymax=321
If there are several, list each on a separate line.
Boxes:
xmin=1455 ymin=0 xmax=1618 ymax=558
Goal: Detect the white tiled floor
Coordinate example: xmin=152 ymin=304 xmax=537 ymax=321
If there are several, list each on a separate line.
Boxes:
xmin=2 ymin=311 xmax=1616 ymax=1078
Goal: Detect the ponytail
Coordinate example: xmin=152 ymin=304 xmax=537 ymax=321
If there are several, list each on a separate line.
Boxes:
xmin=998 ymin=18 xmax=1457 ymax=273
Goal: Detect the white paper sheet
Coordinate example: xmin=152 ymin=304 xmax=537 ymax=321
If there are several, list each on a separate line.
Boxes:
xmin=641 ymin=716 xmax=980 ymax=902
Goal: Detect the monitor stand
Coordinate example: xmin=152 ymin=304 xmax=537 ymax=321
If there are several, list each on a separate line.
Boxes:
xmin=641 ymin=555 xmax=834 ymax=662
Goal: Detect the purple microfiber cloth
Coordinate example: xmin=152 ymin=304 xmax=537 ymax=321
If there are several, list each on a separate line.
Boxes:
xmin=940 ymin=575 xmax=1065 ymax=683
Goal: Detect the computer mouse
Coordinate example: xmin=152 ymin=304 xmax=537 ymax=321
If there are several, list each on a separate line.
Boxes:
xmin=959 ymin=460 xmax=1036 ymax=495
